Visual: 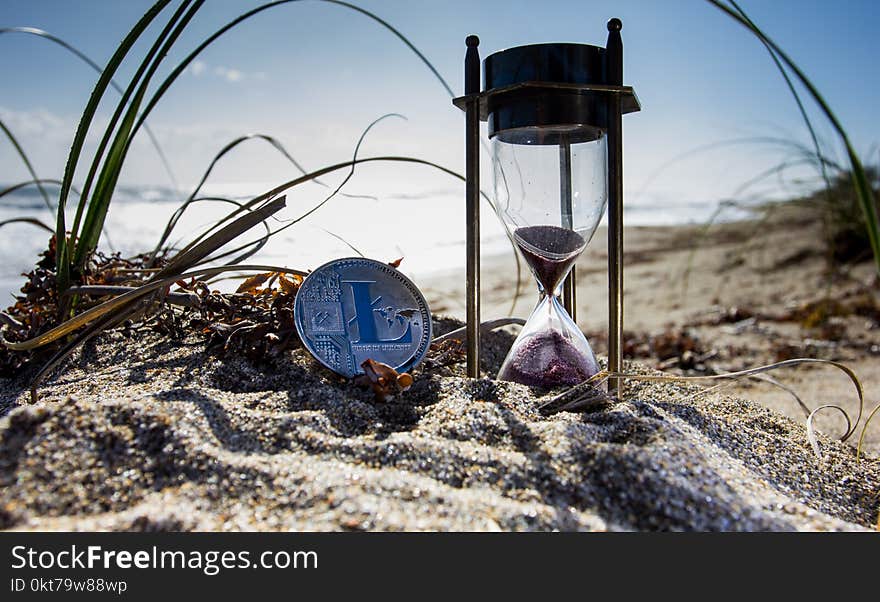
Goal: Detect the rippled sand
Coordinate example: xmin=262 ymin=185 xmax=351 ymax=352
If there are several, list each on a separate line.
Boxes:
xmin=1 ymin=319 xmax=876 ymax=531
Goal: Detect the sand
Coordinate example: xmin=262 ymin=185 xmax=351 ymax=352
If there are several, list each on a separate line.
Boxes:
xmin=0 ymin=317 xmax=877 ymax=532
xmin=1 ymin=206 xmax=878 ymax=531
xmin=424 ymin=203 xmax=880 ymax=455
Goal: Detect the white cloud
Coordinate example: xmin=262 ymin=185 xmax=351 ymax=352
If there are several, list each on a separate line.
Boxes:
xmin=0 ymin=106 xmax=109 ymax=182
xmin=213 ymin=66 xmax=243 ymax=83
xmin=189 ymin=60 xmax=207 ymax=77
xmin=0 ymin=105 xmax=66 ymax=137
xmin=184 ymin=59 xmax=256 ymax=84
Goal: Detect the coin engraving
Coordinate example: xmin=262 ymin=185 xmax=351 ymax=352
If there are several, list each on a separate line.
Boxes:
xmin=294 ymin=258 xmax=432 ymax=378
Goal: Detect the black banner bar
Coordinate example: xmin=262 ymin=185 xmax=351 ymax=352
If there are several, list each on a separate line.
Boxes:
xmin=0 ymin=532 xmax=876 ymax=600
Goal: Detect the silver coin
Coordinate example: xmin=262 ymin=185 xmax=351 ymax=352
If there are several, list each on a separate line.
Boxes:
xmin=294 ymin=257 xmax=432 ymax=378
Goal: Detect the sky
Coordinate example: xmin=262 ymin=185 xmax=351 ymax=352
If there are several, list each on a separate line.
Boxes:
xmin=1 ymin=0 xmax=879 ymax=216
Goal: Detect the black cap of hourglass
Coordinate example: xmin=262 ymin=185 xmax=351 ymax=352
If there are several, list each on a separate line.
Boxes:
xmin=483 ymin=42 xmax=611 ymax=145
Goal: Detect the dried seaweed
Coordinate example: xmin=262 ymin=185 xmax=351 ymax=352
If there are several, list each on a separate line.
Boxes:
xmin=181 ymin=274 xmax=301 ymax=361
xmin=353 ymin=359 xmax=413 ymax=402
xmin=0 ymin=238 xmax=168 ymax=377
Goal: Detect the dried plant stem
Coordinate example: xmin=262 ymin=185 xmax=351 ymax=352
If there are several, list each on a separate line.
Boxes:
xmin=65 ymin=286 xmax=200 ymax=307
xmin=433 ymin=318 xmax=526 ymax=344
xmin=857 ymin=404 xmax=880 ymax=460
xmin=0 ymin=217 xmax=54 ymax=234
xmin=542 ymin=358 xmax=868 ymax=461
xmin=613 ymin=358 xmax=862 ymax=440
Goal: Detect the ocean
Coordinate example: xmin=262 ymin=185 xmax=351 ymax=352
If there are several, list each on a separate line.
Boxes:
xmin=0 ymin=183 xmax=751 ymax=305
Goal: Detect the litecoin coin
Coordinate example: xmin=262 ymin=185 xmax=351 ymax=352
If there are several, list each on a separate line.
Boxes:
xmin=294 ymin=257 xmax=432 ymax=378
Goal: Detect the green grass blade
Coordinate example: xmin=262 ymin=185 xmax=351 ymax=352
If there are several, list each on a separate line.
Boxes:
xmin=163 ymin=196 xmax=274 ymax=262
xmin=846 ymin=145 xmax=880 ymax=264
xmin=156 ymin=196 xmax=287 ymax=277
xmin=73 ymin=1 xmax=205 ymax=268
xmin=181 ymin=156 xmax=488 ymax=269
xmin=169 ymin=156 xmax=435 ymax=265
xmin=69 ymin=1 xmax=194 ymax=239
xmin=152 ymin=133 xmax=341 ymax=258
xmin=633 ymin=136 xmax=843 ymax=203
xmin=74 ymin=86 xmax=149 ymax=265
xmin=284 ymin=113 xmax=404 ymax=225
xmin=326 ymin=0 xmax=454 ymax=97
xmin=200 ymin=114 xmax=404 ymax=266
xmin=70 ymin=1 xmax=198 ymax=255
xmin=727 ymin=1 xmax=832 ymax=191
xmin=52 ymin=0 xmax=172 ymax=295
xmin=320 ymin=228 xmax=365 ymax=257
xmin=0 ymin=119 xmax=53 ymax=212
xmin=63 ymin=1 xmax=180 ymax=238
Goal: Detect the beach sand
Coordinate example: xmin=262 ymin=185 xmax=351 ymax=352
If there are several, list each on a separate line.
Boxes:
xmin=1 ymin=205 xmax=878 ymax=531
xmin=424 ymin=203 xmax=880 ymax=456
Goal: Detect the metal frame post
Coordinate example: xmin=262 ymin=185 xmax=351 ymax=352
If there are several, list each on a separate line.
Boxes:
xmin=464 ymin=35 xmax=481 ymax=378
xmin=606 ymin=18 xmax=624 ymax=394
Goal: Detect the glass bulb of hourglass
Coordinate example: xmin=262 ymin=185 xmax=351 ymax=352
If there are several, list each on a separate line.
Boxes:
xmin=514 ymin=225 xmax=585 ymax=292
xmin=497 ymin=225 xmax=598 ymax=386
xmin=492 ymin=127 xmax=608 ymax=388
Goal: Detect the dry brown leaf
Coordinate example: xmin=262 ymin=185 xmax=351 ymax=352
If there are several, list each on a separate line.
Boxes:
xmin=278 ymin=273 xmax=302 ymax=295
xmin=235 ymin=272 xmax=271 ymax=294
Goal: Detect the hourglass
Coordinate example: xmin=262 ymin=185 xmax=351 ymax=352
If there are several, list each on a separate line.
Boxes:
xmin=493 ymin=125 xmax=606 ymax=386
xmin=453 ymin=19 xmax=640 ymax=388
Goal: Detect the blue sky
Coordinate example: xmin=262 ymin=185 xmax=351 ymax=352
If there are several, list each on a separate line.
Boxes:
xmin=1 ymin=0 xmax=878 ymax=210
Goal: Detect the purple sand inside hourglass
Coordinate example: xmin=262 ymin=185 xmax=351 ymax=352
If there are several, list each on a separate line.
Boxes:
xmin=513 ymin=225 xmax=586 ymax=291
xmin=497 ymin=224 xmax=598 ymax=388
xmin=499 ymin=329 xmax=597 ymax=387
